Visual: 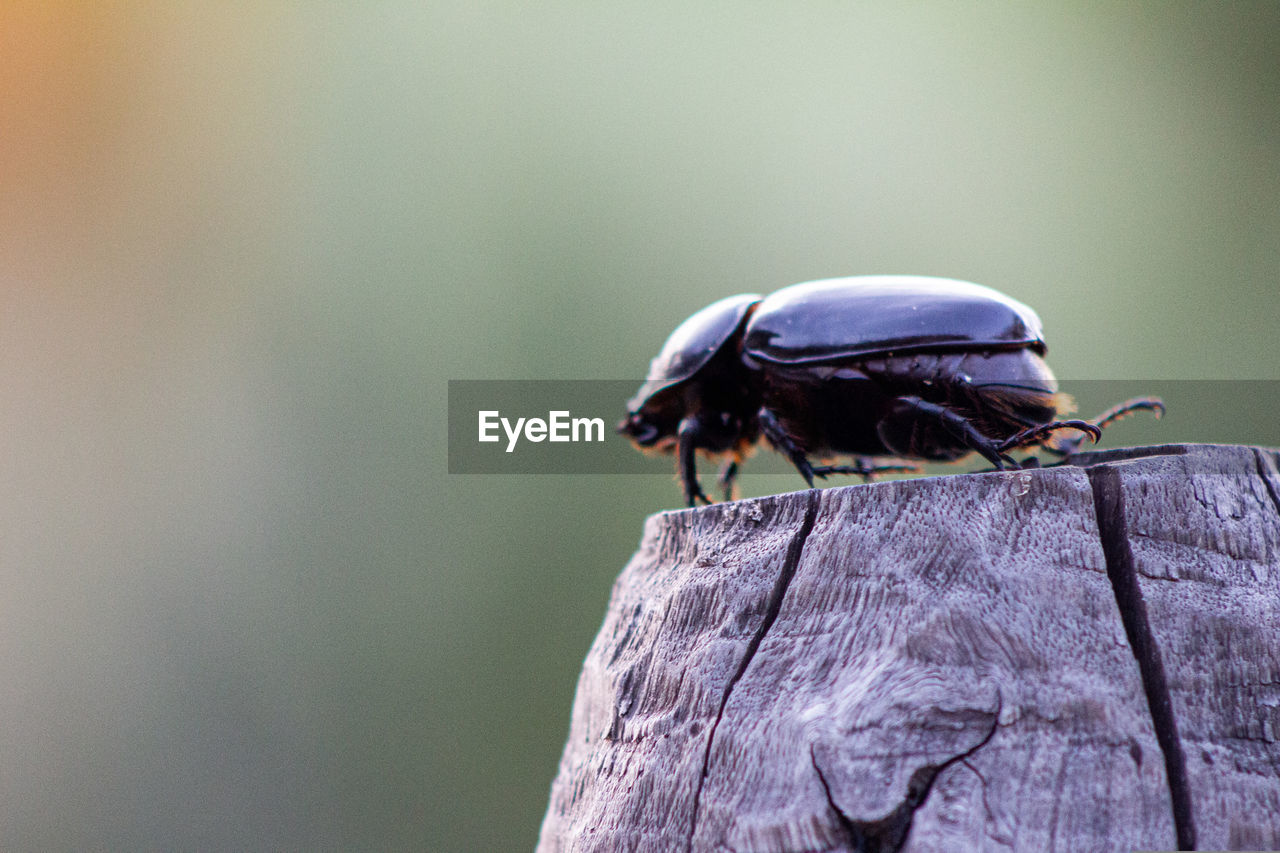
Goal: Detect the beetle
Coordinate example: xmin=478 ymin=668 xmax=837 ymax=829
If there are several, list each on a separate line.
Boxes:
xmin=619 ymin=275 xmax=1162 ymax=507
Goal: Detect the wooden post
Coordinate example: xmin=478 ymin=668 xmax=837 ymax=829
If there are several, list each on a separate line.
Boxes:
xmin=539 ymin=444 xmax=1280 ymax=852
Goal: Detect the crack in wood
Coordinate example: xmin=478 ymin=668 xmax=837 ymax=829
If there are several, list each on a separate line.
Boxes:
xmin=811 ymin=745 xmax=861 ymax=848
xmin=1253 ymin=448 xmax=1280 ymax=522
xmin=1088 ymin=465 xmax=1197 ymax=851
xmin=686 ymin=489 xmax=820 ymax=852
xmin=959 ymin=757 xmax=1007 ymax=844
xmin=810 ymin=700 xmax=1001 ymax=853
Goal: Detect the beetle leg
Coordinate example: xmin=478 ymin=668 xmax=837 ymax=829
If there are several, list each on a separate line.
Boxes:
xmin=675 ymin=417 xmax=716 ymax=504
xmin=810 ymin=457 xmax=921 ymax=482
xmin=1044 ymin=397 xmax=1166 ymax=455
xmin=717 ymin=459 xmax=740 ymax=502
xmin=757 ymin=408 xmax=817 ymax=488
xmin=677 ymin=417 xmax=713 ymax=507
xmin=890 ymin=395 xmax=1020 ymax=469
xmin=998 ymin=419 xmax=1101 ymax=453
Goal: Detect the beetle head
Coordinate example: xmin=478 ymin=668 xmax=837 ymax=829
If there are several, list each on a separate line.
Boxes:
xmin=617 ymin=411 xmax=663 ymax=447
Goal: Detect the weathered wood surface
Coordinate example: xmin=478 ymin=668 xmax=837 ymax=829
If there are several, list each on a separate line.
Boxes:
xmin=539 ymin=444 xmax=1280 ymax=853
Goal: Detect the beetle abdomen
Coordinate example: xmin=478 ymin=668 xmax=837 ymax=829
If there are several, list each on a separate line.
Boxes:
xmin=758 ymin=349 xmax=1061 ymax=460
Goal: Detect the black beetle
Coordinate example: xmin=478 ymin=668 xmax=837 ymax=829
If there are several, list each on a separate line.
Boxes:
xmin=619 ymin=275 xmax=1162 ymax=506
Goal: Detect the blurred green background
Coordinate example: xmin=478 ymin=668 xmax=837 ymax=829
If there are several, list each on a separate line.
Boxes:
xmin=2 ymin=3 xmax=1277 ymax=850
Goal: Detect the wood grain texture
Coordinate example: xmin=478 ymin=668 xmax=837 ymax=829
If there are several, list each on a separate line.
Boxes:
xmin=1083 ymin=445 xmax=1280 ymax=851
xmin=539 ymin=444 xmax=1280 ymax=853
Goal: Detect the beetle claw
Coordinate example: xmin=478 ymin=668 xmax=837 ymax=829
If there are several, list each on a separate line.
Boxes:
xmin=717 ymin=459 xmax=740 ymax=502
xmin=998 ymin=419 xmax=1100 ymax=453
xmin=685 ymin=486 xmax=713 ymax=507
xmin=1043 ymin=397 xmax=1166 ymax=456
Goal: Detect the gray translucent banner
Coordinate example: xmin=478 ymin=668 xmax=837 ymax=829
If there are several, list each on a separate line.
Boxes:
xmin=447 ymin=379 xmax=1278 ymax=474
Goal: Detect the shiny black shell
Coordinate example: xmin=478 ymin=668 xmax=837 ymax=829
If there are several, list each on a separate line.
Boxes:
xmin=743 ymin=276 xmax=1045 ymax=365
xmin=626 ymin=293 xmax=761 ymax=411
